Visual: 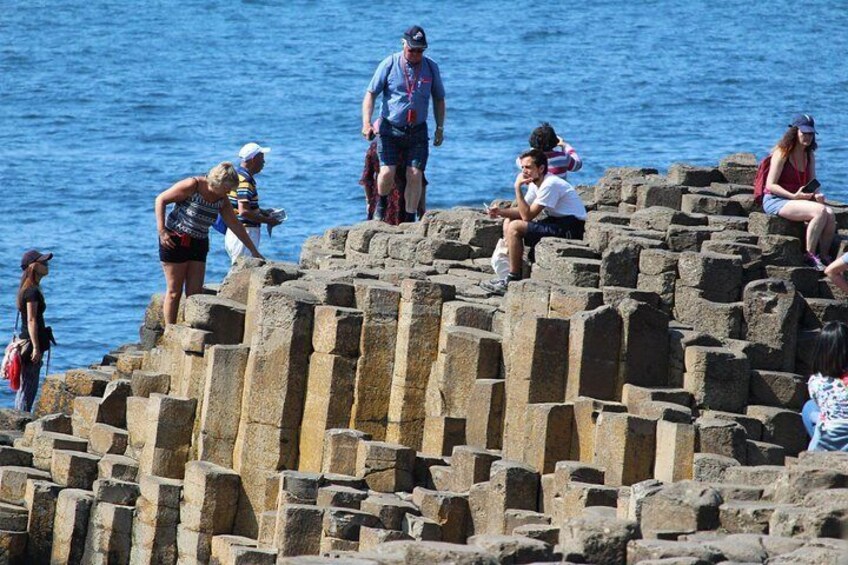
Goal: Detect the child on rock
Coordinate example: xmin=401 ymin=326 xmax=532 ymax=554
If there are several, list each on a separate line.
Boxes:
xmin=806 ymin=321 xmax=848 ymax=451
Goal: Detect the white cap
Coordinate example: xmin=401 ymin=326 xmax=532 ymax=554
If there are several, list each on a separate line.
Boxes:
xmin=239 ymin=142 xmax=271 ymax=161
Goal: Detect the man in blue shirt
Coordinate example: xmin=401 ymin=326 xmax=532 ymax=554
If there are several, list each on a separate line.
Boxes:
xmin=362 ymin=26 xmax=446 ymax=222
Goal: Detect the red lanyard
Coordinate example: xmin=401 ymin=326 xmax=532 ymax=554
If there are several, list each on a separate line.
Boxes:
xmin=403 ymin=60 xmax=421 ymax=102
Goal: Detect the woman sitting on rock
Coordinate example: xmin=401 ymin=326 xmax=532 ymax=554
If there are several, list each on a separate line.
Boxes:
xmin=762 ymin=114 xmax=835 ymax=271
xmin=804 ymin=321 xmax=848 ymax=451
xmin=155 ymin=162 xmax=264 ymax=325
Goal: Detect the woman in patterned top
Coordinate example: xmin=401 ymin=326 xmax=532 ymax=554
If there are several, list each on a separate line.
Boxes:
xmin=155 ymin=162 xmax=264 ymax=325
xmin=805 ymin=321 xmax=848 ymax=451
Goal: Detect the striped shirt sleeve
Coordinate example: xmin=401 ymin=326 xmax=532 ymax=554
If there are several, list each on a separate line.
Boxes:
xmin=562 ymin=142 xmax=582 ymax=172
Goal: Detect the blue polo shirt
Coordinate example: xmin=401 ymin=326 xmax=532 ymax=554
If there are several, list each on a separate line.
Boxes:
xmin=367 ymin=52 xmax=445 ymax=127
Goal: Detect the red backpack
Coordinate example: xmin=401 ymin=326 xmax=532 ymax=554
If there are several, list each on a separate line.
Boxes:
xmin=1 ymin=339 xmax=22 ymax=392
xmin=753 ymin=154 xmax=772 ymax=205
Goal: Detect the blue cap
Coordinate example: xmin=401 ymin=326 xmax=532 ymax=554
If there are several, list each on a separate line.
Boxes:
xmin=790 ymin=114 xmax=817 ymax=134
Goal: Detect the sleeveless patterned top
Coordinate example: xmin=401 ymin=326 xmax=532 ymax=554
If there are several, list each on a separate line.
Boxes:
xmin=165 ymin=179 xmax=225 ymax=239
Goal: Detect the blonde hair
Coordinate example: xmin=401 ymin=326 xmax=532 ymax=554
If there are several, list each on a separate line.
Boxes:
xmin=207 ymin=162 xmax=239 ymax=191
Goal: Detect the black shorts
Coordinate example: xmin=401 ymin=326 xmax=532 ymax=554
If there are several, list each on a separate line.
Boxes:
xmin=523 ymin=215 xmax=585 ymax=247
xmin=159 ymin=232 xmax=209 ymax=263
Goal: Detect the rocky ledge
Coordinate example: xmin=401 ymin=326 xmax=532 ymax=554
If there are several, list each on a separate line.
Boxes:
xmin=0 ymin=153 xmax=847 ymax=563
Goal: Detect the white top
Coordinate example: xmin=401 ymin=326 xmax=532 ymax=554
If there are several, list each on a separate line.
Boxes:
xmin=525 ymin=173 xmax=587 ymax=220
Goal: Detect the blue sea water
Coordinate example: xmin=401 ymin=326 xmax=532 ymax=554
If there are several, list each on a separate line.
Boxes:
xmin=1 ymin=0 xmax=847 ymax=407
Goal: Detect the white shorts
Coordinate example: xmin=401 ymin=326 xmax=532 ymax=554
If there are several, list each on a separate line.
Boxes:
xmin=225 ymin=226 xmax=261 ymax=264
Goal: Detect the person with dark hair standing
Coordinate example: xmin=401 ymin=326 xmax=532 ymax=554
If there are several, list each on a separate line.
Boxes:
xmin=762 ymin=114 xmax=835 ymax=271
xmin=527 ymin=122 xmax=582 ymax=181
xmin=481 ymin=148 xmax=587 ymax=296
xmin=362 ymin=25 xmax=446 ymax=222
xmin=805 ymin=321 xmax=848 ymax=451
xmin=16 ymin=249 xmax=54 ymax=412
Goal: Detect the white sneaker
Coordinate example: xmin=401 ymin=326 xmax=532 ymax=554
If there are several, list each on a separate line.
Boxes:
xmin=481 ymin=278 xmax=509 ymax=296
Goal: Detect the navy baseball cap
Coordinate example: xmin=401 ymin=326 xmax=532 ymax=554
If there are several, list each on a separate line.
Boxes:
xmin=790 ymin=114 xmax=817 ymax=134
xmin=21 ymin=249 xmax=52 ymax=270
xmin=403 ymin=26 xmax=428 ymax=49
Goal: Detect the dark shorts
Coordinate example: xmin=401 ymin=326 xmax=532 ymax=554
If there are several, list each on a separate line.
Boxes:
xmin=524 ymin=215 xmax=586 ymax=248
xmin=377 ymin=120 xmax=429 ymax=170
xmin=159 ymin=232 xmax=209 ymax=263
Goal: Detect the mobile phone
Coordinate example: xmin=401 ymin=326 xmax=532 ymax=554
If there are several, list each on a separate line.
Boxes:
xmin=801 ymin=179 xmax=821 ymax=194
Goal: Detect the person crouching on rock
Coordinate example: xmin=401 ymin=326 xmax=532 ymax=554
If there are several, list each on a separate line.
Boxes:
xmin=16 ymin=250 xmax=55 ymax=412
xmin=804 ymin=321 xmax=848 ymax=451
xmin=762 ymin=114 xmax=835 ymax=271
xmin=481 ymin=149 xmax=587 ymax=296
xmin=155 ymin=162 xmax=264 ymax=325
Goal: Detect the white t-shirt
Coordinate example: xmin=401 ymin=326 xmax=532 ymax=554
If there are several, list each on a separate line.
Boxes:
xmin=525 ymin=174 xmax=587 ymax=220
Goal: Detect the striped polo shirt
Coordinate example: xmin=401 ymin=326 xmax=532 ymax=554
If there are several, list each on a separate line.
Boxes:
xmin=228 ymin=166 xmax=260 ymax=227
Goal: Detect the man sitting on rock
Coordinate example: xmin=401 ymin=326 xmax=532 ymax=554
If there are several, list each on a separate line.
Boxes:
xmin=481 ymin=148 xmax=587 ymax=296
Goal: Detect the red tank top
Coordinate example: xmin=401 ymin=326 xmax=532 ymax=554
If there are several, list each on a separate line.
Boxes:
xmin=774 ymin=155 xmax=808 ymax=193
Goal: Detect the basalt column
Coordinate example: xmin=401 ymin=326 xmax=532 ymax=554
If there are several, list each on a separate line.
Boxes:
xmin=232 ymin=286 xmax=319 ymax=537
xmin=350 ymin=281 xmax=401 ymax=440
xmin=385 ymin=280 xmax=455 ymax=450
xmin=299 ymin=306 xmax=364 ymax=471
xmin=502 ymin=315 xmax=569 ymax=460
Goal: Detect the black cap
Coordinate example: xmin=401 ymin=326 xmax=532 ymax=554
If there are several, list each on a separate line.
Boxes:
xmin=403 ymin=26 xmax=428 ymax=49
xmin=21 ymin=249 xmax=52 ymax=271
xmin=790 ymin=113 xmax=817 ymax=134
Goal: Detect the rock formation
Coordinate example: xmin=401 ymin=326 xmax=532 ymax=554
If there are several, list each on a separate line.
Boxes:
xmin=1 ymin=153 xmax=847 ymax=563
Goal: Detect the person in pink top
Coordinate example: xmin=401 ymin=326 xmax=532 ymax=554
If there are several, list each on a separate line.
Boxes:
xmin=762 ymin=114 xmax=835 ymax=271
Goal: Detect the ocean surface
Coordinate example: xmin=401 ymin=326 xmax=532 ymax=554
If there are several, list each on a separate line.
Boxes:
xmin=1 ymin=0 xmax=847 ymax=407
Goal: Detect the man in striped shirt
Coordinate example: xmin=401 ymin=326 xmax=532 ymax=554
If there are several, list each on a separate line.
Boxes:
xmin=224 ymin=142 xmax=282 ymax=264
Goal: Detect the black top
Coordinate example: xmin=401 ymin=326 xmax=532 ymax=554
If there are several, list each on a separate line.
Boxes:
xmin=19 ymin=286 xmax=50 ymax=351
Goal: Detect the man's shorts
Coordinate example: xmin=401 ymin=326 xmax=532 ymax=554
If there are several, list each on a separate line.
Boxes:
xmin=377 ymin=120 xmax=429 ymax=170
xmin=524 ymin=215 xmax=586 ymax=248
xmin=159 ymin=232 xmax=210 ymax=263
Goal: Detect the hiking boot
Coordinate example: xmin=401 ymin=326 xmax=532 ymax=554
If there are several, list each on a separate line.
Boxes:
xmin=805 ymin=252 xmax=826 ymax=272
xmin=481 ymin=278 xmax=509 ymax=296
xmin=374 ymin=201 xmax=387 ymax=222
